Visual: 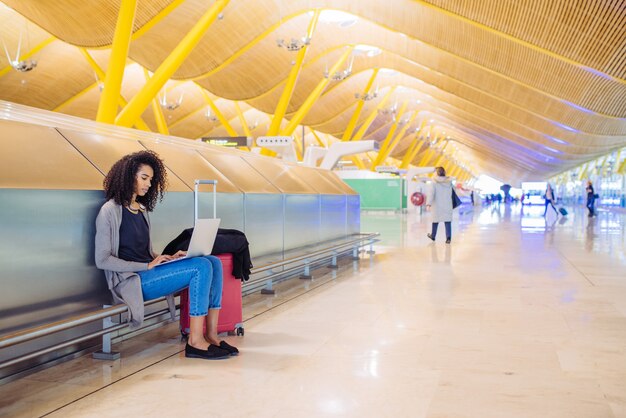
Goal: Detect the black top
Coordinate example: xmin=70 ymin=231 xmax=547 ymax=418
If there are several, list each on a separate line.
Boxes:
xmin=118 ymin=207 xmax=152 ymax=263
xmin=586 ymin=184 xmax=595 ymax=198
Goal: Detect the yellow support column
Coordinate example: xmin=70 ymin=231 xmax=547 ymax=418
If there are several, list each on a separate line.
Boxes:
xmin=199 ymin=89 xmax=238 ymax=136
xmin=380 ymin=110 xmax=418 ymax=166
xmin=144 ymin=69 xmax=170 ymax=135
xmin=151 ymin=98 xmax=170 ymax=135
xmin=116 ymin=0 xmax=230 ymax=127
xmin=350 ymin=87 xmax=397 ymax=142
xmin=97 ymin=0 xmax=137 ymax=123
xmin=400 ymin=119 xmax=427 ymax=169
xmin=342 ymin=68 xmax=379 ymax=141
xmin=79 ymin=48 xmax=150 ymax=130
xmin=371 ymin=101 xmax=409 ymax=169
xmin=234 ymin=102 xmax=250 ymax=137
xmin=282 ymin=47 xmax=353 ymax=136
xmin=432 ymin=142 xmax=449 ymax=167
xmin=268 ymin=10 xmax=319 ymax=135
xmin=399 ymin=136 xmax=420 ymax=169
xmin=310 ymin=129 xmax=326 ymax=147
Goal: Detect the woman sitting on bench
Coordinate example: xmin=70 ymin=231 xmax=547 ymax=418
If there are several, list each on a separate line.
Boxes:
xmin=95 ymin=150 xmax=238 ymax=360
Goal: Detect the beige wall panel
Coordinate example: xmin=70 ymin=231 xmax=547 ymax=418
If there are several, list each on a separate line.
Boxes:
xmin=57 ymin=129 xmax=189 ymax=192
xmin=299 ymin=166 xmax=357 ymax=195
xmin=140 ymin=140 xmax=240 ymax=193
xmin=240 ymin=156 xmax=317 ymax=194
xmin=0 ymin=120 xmax=103 ymax=189
xmin=196 ymin=151 xmax=280 ymax=194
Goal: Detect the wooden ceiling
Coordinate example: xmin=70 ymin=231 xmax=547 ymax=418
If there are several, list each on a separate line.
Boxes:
xmin=1 ymin=0 xmax=624 ymax=182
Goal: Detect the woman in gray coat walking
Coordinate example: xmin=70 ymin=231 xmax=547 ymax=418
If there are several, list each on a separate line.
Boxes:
xmin=426 ymin=167 xmax=454 ymax=244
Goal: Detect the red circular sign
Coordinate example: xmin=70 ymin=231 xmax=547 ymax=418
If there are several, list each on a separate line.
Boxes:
xmin=411 ymin=192 xmax=425 ymax=206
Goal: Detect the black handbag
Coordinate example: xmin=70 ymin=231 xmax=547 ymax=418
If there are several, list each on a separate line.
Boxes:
xmin=452 ymin=188 xmax=462 ymax=209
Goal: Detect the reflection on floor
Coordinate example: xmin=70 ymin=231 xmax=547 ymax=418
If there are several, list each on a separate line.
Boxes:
xmin=1 ymin=203 xmax=625 ymax=417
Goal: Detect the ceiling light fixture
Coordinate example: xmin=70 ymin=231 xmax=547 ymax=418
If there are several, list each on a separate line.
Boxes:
xmin=276 ymin=36 xmax=311 ymax=51
xmin=324 ymin=55 xmax=354 ymax=81
xmin=355 ymin=84 xmax=379 ymax=101
xmin=205 ymin=109 xmax=218 ymax=122
xmin=159 ymin=91 xmax=184 ymax=111
xmin=2 ymin=34 xmax=37 ymax=73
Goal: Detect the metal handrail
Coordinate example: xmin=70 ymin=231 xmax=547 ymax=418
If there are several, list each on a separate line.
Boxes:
xmin=0 ymin=232 xmax=379 ymax=370
xmin=0 ymin=297 xmax=166 ymax=350
xmin=250 ymin=233 xmax=379 ymax=274
xmin=0 ymin=307 xmax=169 ymax=370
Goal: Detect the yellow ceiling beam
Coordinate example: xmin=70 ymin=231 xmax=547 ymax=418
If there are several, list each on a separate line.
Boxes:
xmin=400 ymin=119 xmax=428 ymax=168
xmin=281 ymin=46 xmax=354 ymax=136
xmin=268 ymin=10 xmax=319 ymax=135
xmin=131 ymin=0 xmax=187 ymax=40
xmin=234 ymin=101 xmax=250 ymax=137
xmin=371 ymin=101 xmax=409 ymax=169
xmin=145 ymin=69 xmax=169 ymax=135
xmin=351 ymin=86 xmax=397 ymax=142
xmin=198 ymin=89 xmax=238 ymax=136
xmin=77 ymin=48 xmax=150 ymax=131
xmin=310 ymin=129 xmax=325 ymax=147
xmin=342 ymin=68 xmax=379 ymax=141
xmin=97 ymin=0 xmax=137 ymax=124
xmin=381 ymin=109 xmax=419 ymax=164
xmin=115 ymin=0 xmax=230 ymax=128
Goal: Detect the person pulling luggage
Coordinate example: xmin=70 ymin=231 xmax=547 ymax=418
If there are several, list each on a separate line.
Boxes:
xmin=426 ymin=167 xmax=454 ymax=244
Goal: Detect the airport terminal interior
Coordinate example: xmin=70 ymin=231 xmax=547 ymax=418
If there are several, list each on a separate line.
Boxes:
xmin=0 ymin=1 xmax=625 ymax=417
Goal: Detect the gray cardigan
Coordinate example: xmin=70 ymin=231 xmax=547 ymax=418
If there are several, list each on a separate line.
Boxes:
xmin=95 ymin=199 xmax=175 ymax=329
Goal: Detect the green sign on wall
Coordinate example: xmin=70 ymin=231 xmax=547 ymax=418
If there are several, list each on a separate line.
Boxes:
xmin=342 ymin=178 xmax=404 ymax=210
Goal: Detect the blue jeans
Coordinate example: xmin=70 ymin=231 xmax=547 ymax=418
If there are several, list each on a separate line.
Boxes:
xmin=139 ymin=256 xmax=223 ymax=317
xmin=432 ymin=222 xmax=451 ymax=240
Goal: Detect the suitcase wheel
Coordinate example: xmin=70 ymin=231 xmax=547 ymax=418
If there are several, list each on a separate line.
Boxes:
xmin=180 ymin=331 xmax=189 ymax=342
xmin=236 ymin=327 xmax=244 ymax=336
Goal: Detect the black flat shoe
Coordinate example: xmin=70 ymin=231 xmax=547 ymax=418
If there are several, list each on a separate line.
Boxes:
xmin=219 ymin=340 xmax=239 ymax=356
xmin=445 ymin=239 xmax=451 ymax=244
xmin=427 ymin=233 xmax=435 ymax=241
xmin=185 ymin=343 xmax=230 ymax=360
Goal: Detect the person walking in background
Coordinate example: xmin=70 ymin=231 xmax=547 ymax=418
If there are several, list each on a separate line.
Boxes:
xmin=544 ymin=183 xmax=558 ymax=217
xmin=586 ymin=180 xmax=596 ymax=217
xmin=426 ymin=167 xmax=454 ymax=244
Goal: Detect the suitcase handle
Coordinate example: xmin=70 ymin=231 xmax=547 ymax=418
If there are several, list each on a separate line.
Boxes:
xmin=194 ymin=179 xmax=218 ymax=225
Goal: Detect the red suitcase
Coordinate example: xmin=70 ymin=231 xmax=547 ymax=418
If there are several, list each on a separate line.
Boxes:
xmin=179 ymin=180 xmax=244 ymax=338
xmin=180 ymin=180 xmax=244 ymax=337
xmin=179 ymin=253 xmax=244 ymax=337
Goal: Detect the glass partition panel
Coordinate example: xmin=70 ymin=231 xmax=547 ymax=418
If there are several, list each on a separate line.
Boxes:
xmin=196 ymin=150 xmax=279 ymax=194
xmin=0 ymin=120 xmax=103 ymax=189
xmin=59 ymin=129 xmax=189 ymax=192
xmin=241 ymin=155 xmax=317 ymax=194
xmin=140 ymin=141 xmax=240 ymax=193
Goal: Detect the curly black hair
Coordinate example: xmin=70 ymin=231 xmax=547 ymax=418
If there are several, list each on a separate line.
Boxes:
xmin=103 ymin=150 xmax=168 ymax=212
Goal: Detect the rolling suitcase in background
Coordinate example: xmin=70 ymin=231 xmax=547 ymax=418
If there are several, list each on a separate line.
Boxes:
xmin=559 ymin=207 xmax=568 ymax=216
xmin=179 ymin=180 xmax=244 ymax=338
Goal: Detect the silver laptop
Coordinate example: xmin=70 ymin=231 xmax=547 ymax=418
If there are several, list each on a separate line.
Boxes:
xmin=156 ymin=218 xmax=221 ymax=267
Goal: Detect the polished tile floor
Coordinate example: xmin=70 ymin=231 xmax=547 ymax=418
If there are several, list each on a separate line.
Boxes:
xmin=1 ymin=203 xmax=625 ymax=417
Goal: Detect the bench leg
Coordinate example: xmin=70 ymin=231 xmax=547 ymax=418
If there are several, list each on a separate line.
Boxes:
xmin=367 ymin=240 xmax=376 ymax=255
xmin=328 ymin=251 xmax=339 ymax=269
xmin=351 ymin=246 xmax=360 ymax=261
xmin=300 ymin=258 xmax=313 ymax=280
xmin=93 ymin=305 xmax=121 ymax=360
xmin=260 ymin=278 xmax=275 ymax=295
